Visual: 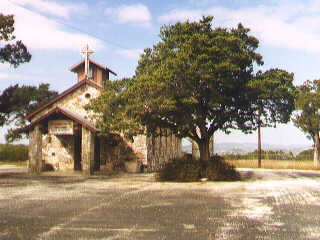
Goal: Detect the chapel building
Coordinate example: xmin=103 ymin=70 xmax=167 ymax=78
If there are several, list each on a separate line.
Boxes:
xmin=25 ymin=45 xmax=182 ymax=175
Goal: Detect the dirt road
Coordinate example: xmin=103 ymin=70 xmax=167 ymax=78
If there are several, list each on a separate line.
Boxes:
xmin=0 ymin=166 xmax=320 ymax=239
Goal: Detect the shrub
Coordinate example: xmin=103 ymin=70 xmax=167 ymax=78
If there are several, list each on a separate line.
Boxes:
xmin=156 ymin=155 xmax=240 ymax=182
xmin=0 ymin=144 xmax=28 ymax=162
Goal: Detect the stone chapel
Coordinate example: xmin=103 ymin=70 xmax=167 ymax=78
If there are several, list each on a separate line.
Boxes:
xmin=24 ymin=45 xmax=183 ymax=175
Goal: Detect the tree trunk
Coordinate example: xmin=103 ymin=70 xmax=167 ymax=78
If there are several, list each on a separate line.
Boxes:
xmin=258 ymin=120 xmax=262 ymax=168
xmin=314 ymin=132 xmax=320 ymax=168
xmin=198 ymin=139 xmax=210 ymax=162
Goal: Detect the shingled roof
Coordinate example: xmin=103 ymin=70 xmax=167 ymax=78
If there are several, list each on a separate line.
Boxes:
xmin=23 ymin=106 xmax=99 ymax=133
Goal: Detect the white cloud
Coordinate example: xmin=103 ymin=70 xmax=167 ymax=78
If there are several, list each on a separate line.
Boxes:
xmin=10 ymin=0 xmax=85 ymax=19
xmin=116 ymin=49 xmax=143 ymax=60
xmin=0 ymin=73 xmax=26 ymax=80
xmin=158 ymin=9 xmax=203 ymax=23
xmin=0 ymin=1 xmax=104 ymax=51
xmin=106 ymin=4 xmax=151 ymax=27
xmin=0 ymin=64 xmax=11 ymax=71
xmin=157 ymin=1 xmax=320 ymax=53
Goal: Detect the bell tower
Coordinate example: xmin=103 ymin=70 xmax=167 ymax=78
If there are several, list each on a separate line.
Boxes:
xmin=69 ymin=44 xmax=117 ymax=86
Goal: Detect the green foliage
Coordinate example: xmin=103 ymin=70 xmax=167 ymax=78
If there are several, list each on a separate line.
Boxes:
xmin=0 ymin=144 xmax=28 ymax=162
xmin=293 ymin=79 xmax=320 ymax=165
xmin=0 ymin=13 xmax=31 ymax=67
xmin=295 ymin=149 xmax=313 ymax=161
xmin=0 ymin=84 xmax=58 ymax=142
xmin=87 ymin=79 xmax=144 ymax=143
xmin=89 ymin=16 xmax=264 ymax=161
xmin=293 ymin=80 xmax=320 ymax=140
xmin=156 ymin=155 xmax=240 ymax=182
xmin=249 ymin=69 xmax=295 ymax=128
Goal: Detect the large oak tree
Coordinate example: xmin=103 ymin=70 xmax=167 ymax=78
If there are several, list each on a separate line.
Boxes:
xmin=90 ymin=16 xmax=265 ymax=162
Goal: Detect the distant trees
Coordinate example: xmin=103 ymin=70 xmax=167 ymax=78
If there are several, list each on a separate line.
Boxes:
xmin=293 ymin=80 xmax=320 ymax=167
xmin=222 ymin=150 xmax=294 ymax=161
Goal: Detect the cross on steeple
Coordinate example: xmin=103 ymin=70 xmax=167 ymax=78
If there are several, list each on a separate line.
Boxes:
xmin=81 ymin=44 xmax=94 ymax=79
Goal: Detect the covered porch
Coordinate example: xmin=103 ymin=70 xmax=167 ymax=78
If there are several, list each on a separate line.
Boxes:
xmin=27 ymin=107 xmax=100 ymax=175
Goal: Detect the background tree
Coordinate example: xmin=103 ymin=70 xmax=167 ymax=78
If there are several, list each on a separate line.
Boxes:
xmin=89 ymin=16 xmax=264 ymax=163
xmin=0 ymin=13 xmax=31 ymax=67
xmin=248 ymin=69 xmax=295 ymax=167
xmin=0 ymin=13 xmax=57 ymax=142
xmin=0 ymin=84 xmax=58 ymax=142
xmin=293 ymin=80 xmax=320 ymax=167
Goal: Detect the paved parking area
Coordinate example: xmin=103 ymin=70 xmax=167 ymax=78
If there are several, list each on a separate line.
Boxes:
xmin=1 ymin=166 xmax=320 ymax=239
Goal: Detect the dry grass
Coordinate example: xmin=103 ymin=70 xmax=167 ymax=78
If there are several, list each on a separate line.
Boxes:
xmin=0 ymin=161 xmax=28 ymax=167
xmin=226 ymin=159 xmax=320 ymax=170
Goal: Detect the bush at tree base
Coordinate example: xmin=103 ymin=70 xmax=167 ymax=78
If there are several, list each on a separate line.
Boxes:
xmin=156 ymin=155 xmax=241 ymax=182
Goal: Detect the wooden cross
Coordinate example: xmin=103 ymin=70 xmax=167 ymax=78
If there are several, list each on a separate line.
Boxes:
xmin=81 ymin=44 xmax=94 ymax=79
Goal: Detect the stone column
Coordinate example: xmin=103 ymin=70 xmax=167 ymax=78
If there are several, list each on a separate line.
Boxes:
xmin=192 ymin=134 xmax=214 ymax=159
xmin=81 ymin=127 xmax=95 ymax=175
xmin=28 ymin=124 xmax=43 ymax=174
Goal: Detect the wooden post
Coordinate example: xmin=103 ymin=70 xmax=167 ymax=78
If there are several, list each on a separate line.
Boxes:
xmin=81 ymin=127 xmax=95 ymax=175
xmin=258 ymin=121 xmax=262 ymax=168
xmin=28 ymin=124 xmax=43 ymax=174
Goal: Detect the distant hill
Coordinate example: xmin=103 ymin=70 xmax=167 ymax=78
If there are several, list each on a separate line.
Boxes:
xmin=182 ymin=142 xmax=312 ymax=156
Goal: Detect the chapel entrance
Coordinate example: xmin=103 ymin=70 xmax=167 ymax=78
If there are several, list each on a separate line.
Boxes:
xmin=74 ymin=123 xmax=82 ymax=171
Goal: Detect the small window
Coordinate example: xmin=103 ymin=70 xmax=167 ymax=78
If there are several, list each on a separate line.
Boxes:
xmin=85 ymin=93 xmax=91 ymax=99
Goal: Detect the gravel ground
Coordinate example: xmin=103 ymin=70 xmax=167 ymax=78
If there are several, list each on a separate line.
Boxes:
xmin=1 ymin=166 xmax=320 ymax=239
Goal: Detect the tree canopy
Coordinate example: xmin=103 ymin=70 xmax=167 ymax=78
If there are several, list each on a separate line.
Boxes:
xmin=89 ymin=16 xmax=266 ymax=161
xmin=293 ymin=79 xmax=320 ymax=167
xmin=0 ymin=84 xmax=58 ymax=142
xmin=0 ymin=13 xmax=31 ymax=67
xmin=249 ymin=69 xmax=295 ymax=128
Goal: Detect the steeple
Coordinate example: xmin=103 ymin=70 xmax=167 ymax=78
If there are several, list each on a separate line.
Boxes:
xmin=69 ymin=44 xmax=117 ymax=86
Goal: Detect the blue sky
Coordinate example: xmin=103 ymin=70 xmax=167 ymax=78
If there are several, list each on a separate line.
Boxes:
xmin=1 ymin=0 xmax=319 ymax=147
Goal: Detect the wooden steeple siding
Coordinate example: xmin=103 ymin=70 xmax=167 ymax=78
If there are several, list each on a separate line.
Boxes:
xmin=69 ymin=59 xmax=117 ymax=86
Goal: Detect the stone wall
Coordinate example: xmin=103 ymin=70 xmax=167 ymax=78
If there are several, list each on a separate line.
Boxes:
xmin=28 ymin=125 xmax=43 ymax=173
xmin=146 ymin=129 xmax=182 ymax=172
xmin=81 ymin=127 xmax=95 ymax=175
xmin=99 ymin=135 xmax=147 ymax=173
xmin=42 ymin=134 xmax=74 ymax=171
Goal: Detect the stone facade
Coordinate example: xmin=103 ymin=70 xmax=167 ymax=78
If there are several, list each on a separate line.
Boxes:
xmin=81 ymin=127 xmax=95 ymax=175
xmin=32 ymin=84 xmax=99 ymax=123
xmin=42 ymin=134 xmax=74 ymax=171
xmin=28 ymin=125 xmax=43 ymax=173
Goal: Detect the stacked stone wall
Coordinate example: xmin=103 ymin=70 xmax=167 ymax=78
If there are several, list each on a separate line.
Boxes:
xmin=42 ymin=134 xmax=74 ymax=171
xmin=146 ymin=129 xmax=182 ymax=172
xmin=31 ymin=84 xmax=100 ymax=123
xmin=99 ymin=135 xmax=147 ymax=173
